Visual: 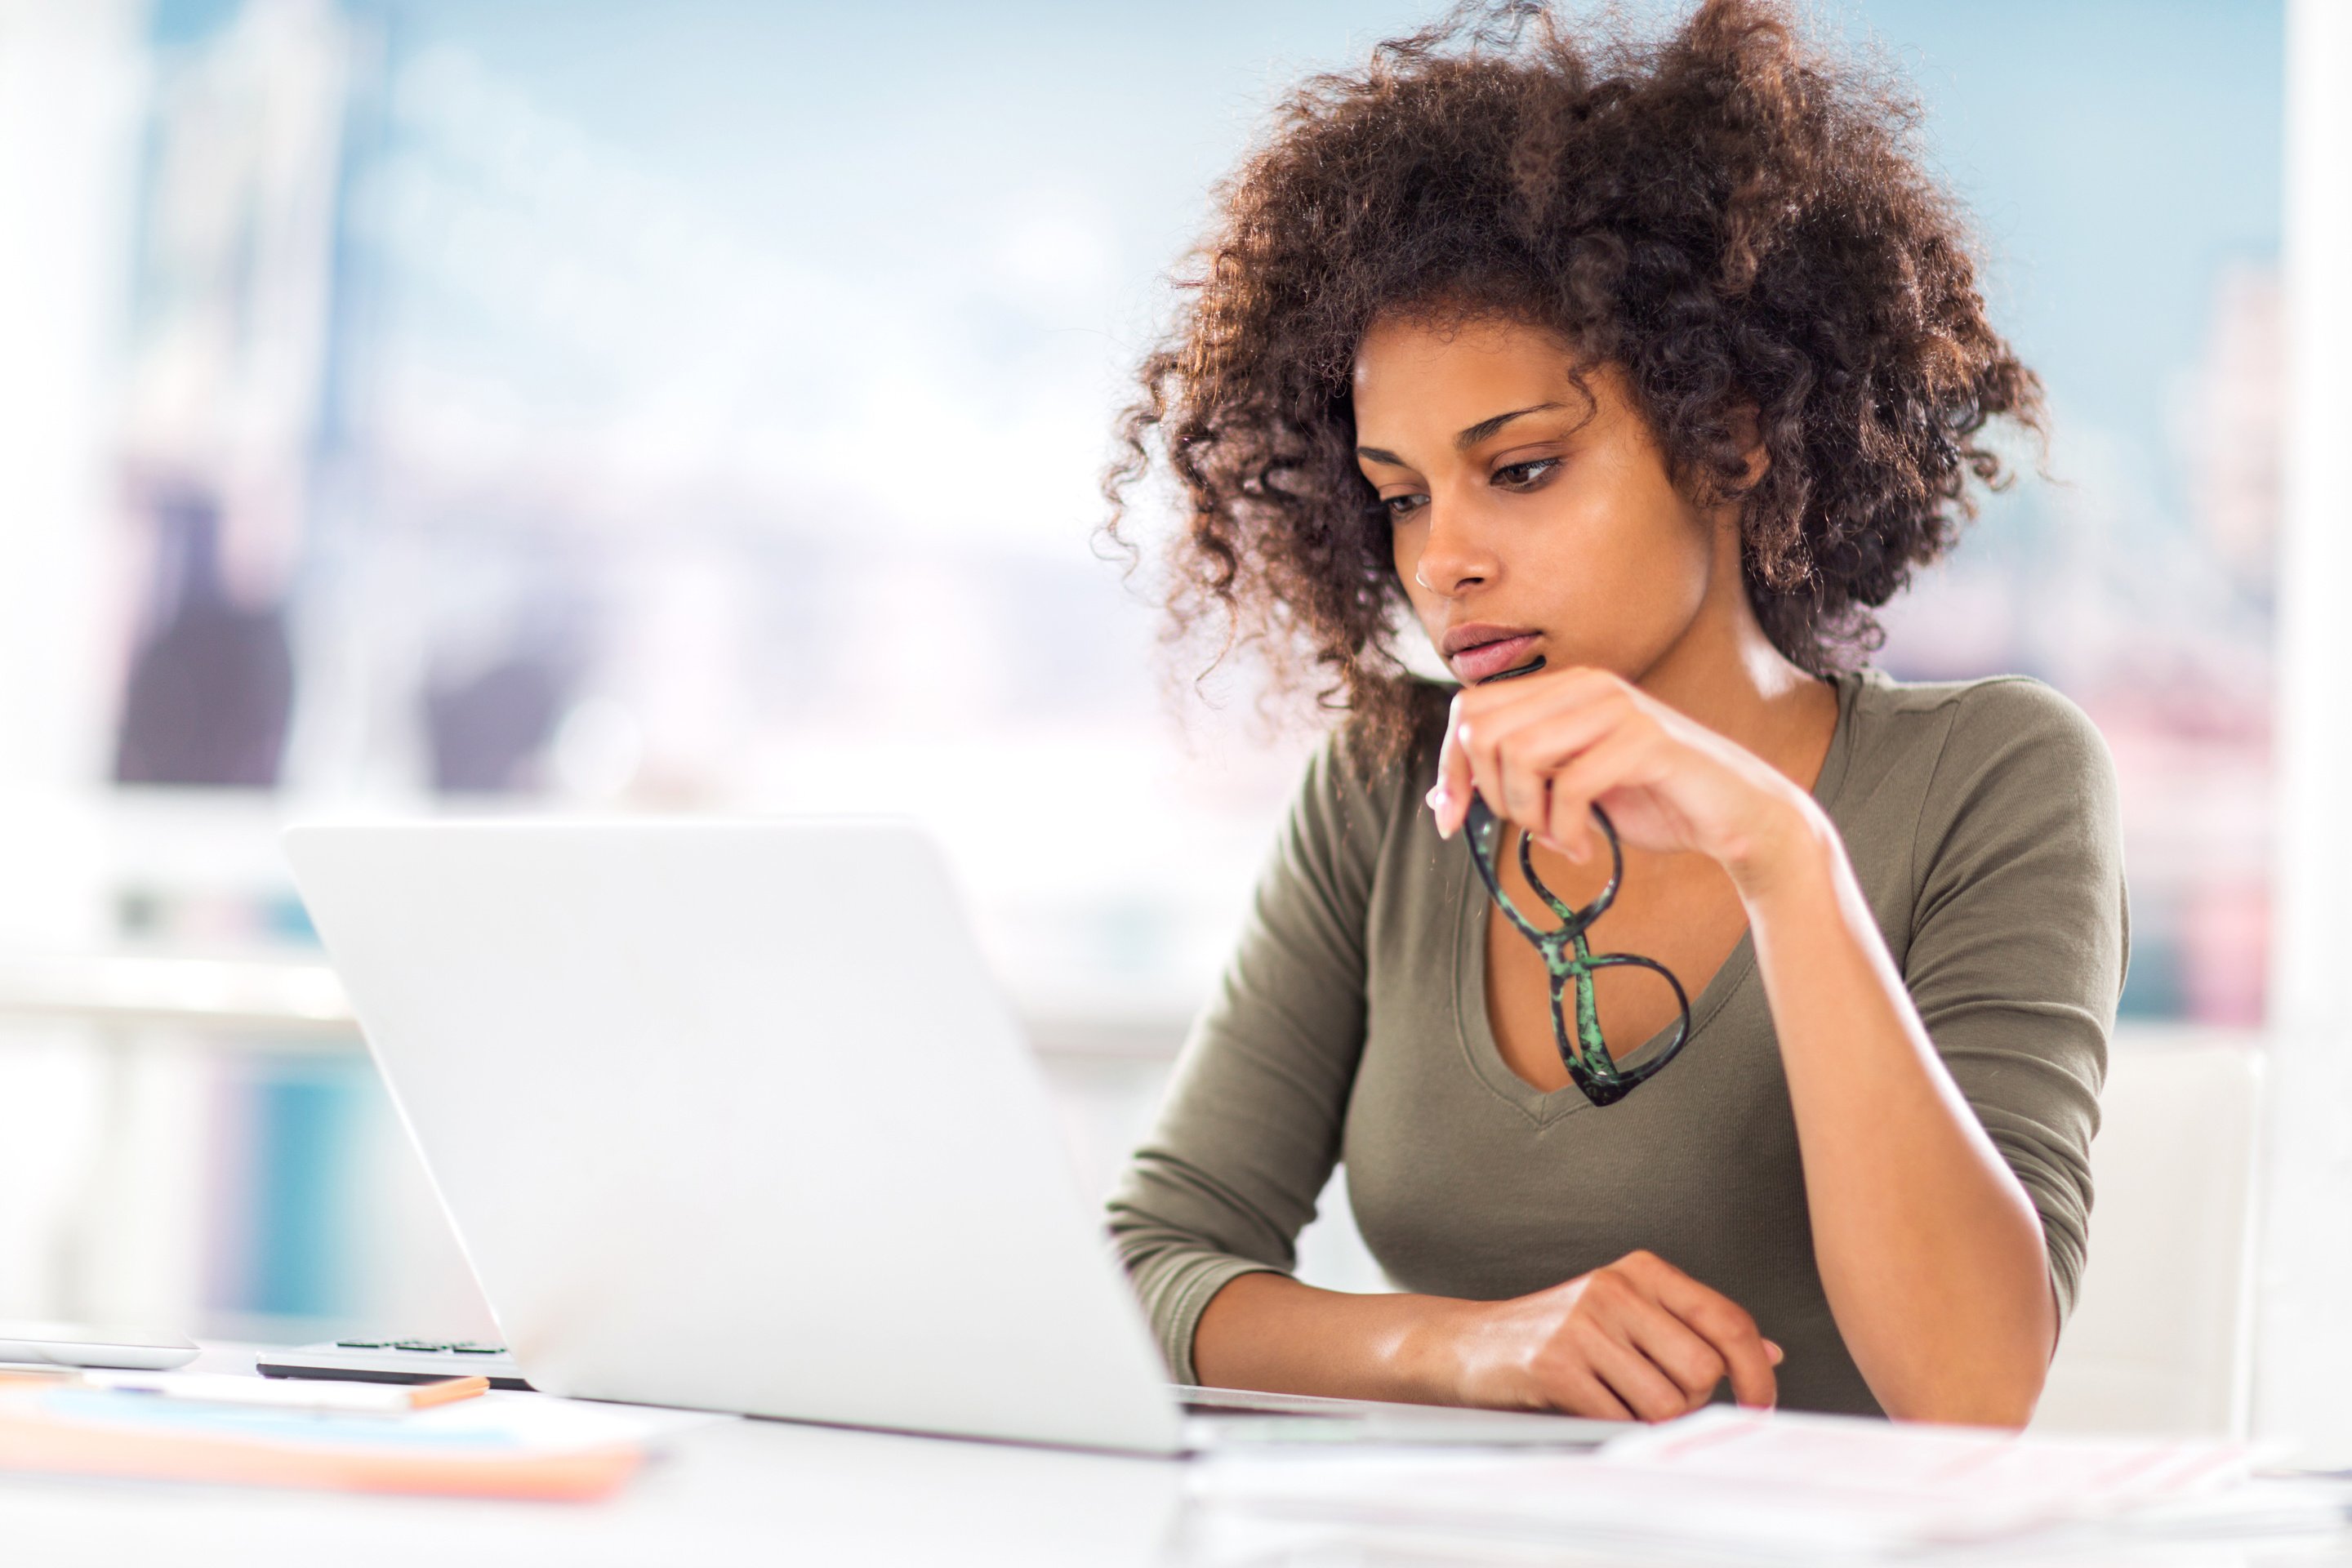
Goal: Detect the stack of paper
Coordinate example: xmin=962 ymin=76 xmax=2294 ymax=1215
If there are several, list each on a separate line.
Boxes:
xmin=0 ymin=1377 xmax=668 ymax=1501
xmin=1192 ymin=1407 xmax=2262 ymax=1557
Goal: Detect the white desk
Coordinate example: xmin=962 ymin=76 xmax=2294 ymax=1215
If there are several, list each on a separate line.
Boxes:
xmin=4 ymin=1347 xmax=2350 ymax=1568
xmin=0 ymin=1345 xmax=1193 ymax=1568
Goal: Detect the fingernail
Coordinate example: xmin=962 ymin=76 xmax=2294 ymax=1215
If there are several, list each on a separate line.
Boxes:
xmin=1766 ymin=1340 xmax=1784 ymax=1365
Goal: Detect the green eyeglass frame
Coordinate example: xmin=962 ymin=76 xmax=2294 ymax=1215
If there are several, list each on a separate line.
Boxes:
xmin=1462 ymin=793 xmax=1692 ymax=1107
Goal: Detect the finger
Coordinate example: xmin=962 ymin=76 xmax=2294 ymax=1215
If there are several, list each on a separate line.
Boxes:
xmin=1622 ymin=1306 xmax=1731 ymax=1410
xmin=1544 ymin=729 xmax=1662 ymax=862
xmin=1459 ymin=706 xmax=1516 ymax=836
xmin=1621 ymin=1253 xmax=1778 ymax=1410
xmin=1543 ymin=764 xmax=1596 ymax=865
xmin=1452 ymin=668 xmax=1624 ymax=761
xmin=1459 ymin=697 xmax=1600 ymax=842
xmin=1492 ymin=714 xmax=1556 ymax=840
xmin=1470 ymin=663 xmax=1624 ymax=724
xmin=1515 ymin=690 xmax=1635 ymax=782
xmin=1428 ymin=693 xmax=1477 ymax=838
xmin=1541 ymin=732 xmax=1638 ymax=863
xmin=1538 ymin=1368 xmax=1636 ymax=1423
xmin=1575 ymin=1321 xmax=1699 ymax=1423
xmin=1682 ymin=1300 xmax=1777 ymax=1412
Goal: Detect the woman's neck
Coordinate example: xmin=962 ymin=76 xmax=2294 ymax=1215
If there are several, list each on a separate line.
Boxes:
xmin=1636 ymin=577 xmax=1840 ymax=791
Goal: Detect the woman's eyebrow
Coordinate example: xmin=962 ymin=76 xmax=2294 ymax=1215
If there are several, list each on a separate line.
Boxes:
xmin=1355 ymin=402 xmax=1568 ymax=467
xmin=1454 ymin=402 xmax=1566 ymax=448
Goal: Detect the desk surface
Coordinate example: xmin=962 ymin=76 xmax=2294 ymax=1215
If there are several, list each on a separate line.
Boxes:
xmin=0 ymin=1345 xmax=1193 ymax=1568
xmin=1 ymin=1345 xmax=2346 ymax=1568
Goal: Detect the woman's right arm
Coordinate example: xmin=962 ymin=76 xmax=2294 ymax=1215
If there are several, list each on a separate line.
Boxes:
xmin=1196 ymin=1252 xmax=1780 ymax=1420
xmin=1106 ymin=739 xmax=1383 ymax=1380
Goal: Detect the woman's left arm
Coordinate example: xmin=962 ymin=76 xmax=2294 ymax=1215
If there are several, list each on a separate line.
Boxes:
xmin=1719 ymin=794 xmax=2061 ymax=1426
xmin=1429 ymin=669 xmax=2114 ymax=1427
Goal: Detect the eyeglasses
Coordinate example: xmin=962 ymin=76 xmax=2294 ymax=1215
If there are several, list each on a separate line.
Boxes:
xmin=1463 ymin=794 xmax=1691 ymax=1107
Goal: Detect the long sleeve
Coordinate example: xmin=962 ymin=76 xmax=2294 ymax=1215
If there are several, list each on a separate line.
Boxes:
xmin=1106 ymin=735 xmax=1390 ymax=1382
xmin=1901 ymin=677 xmax=2127 ymax=1323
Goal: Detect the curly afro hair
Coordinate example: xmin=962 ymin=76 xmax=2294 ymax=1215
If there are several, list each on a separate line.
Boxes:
xmin=1105 ymin=0 xmax=2044 ymax=761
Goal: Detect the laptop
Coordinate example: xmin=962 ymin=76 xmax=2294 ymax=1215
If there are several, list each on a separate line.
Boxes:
xmin=281 ymin=819 xmax=1611 ymax=1455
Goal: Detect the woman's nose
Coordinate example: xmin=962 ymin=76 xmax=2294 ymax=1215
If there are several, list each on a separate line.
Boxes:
xmin=1412 ymin=502 xmax=1497 ymax=596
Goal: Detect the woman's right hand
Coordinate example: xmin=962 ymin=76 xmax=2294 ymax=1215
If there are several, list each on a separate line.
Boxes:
xmin=1435 ymin=1250 xmax=1781 ymax=1420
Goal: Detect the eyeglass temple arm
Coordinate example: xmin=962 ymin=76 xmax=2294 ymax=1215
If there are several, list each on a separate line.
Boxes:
xmin=1462 ymin=795 xmax=1552 ymax=945
xmin=1463 ymin=793 xmax=1623 ymax=931
xmin=1579 ymin=950 xmax=1694 ymax=1088
xmin=1514 ymin=804 xmax=1622 ymax=928
xmin=1547 ymin=943 xmax=1612 ymax=1077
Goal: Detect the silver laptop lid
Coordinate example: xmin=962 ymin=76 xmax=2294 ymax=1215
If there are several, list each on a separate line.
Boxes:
xmin=283 ymin=819 xmax=1183 ymax=1454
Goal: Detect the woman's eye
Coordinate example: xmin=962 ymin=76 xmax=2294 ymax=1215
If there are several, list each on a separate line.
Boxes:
xmin=1493 ymin=457 xmax=1560 ymax=490
xmin=1382 ymin=492 xmax=1428 ymax=520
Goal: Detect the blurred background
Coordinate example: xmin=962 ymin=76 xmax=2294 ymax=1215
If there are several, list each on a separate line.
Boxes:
xmin=0 ymin=0 xmax=2284 ymax=1348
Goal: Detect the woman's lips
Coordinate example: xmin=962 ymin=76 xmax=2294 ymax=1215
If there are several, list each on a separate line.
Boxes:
xmin=1450 ymin=633 xmax=1541 ymax=684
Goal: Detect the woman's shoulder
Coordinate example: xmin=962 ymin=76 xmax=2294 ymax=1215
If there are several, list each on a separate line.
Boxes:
xmin=1846 ymin=669 xmax=2113 ymax=782
xmin=1841 ymin=669 xmax=2120 ymax=857
xmin=1851 ymin=666 xmax=2089 ymax=722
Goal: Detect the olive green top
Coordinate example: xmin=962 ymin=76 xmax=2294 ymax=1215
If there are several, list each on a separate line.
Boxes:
xmin=1107 ymin=671 xmax=2126 ymax=1416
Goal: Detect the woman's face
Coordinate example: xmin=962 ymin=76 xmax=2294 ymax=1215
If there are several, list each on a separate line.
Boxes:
xmin=1352 ymin=314 xmax=1736 ymax=690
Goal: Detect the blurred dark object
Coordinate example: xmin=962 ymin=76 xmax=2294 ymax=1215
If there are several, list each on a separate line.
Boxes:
xmin=423 ymin=657 xmax=565 ymax=793
xmin=114 ymin=493 xmax=294 ymax=788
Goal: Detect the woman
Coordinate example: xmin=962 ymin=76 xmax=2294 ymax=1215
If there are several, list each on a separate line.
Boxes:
xmin=1103 ymin=0 xmax=2123 ymax=1425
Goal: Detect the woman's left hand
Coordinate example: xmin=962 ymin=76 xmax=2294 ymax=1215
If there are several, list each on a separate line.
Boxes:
xmin=1426 ymin=667 xmax=1818 ymax=893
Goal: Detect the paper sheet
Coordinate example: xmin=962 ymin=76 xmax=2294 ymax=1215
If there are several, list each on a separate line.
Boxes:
xmin=1191 ymin=1406 xmax=2263 ymax=1557
xmin=0 ymin=1383 xmax=714 ymax=1501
